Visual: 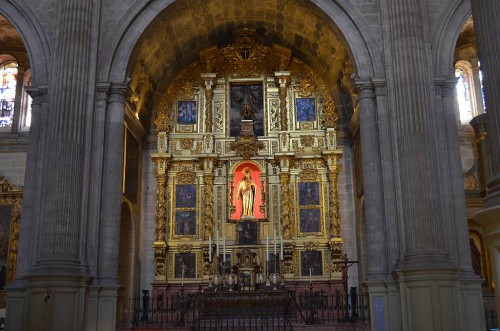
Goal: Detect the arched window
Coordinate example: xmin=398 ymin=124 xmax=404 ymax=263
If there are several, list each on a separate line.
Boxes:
xmin=20 ymin=69 xmax=32 ymax=129
xmin=455 ymin=65 xmax=473 ymax=124
xmin=0 ymin=62 xmax=17 ymax=128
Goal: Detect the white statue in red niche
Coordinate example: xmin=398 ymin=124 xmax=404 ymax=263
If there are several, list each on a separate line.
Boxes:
xmin=237 ymin=167 xmax=256 ymax=217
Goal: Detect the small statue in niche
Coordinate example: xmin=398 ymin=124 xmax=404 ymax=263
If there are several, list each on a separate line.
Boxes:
xmin=237 ymin=167 xmax=257 ymax=217
xmin=234 ymin=85 xmax=259 ymax=120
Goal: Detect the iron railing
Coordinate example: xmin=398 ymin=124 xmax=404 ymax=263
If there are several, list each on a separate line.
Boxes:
xmin=121 ymin=288 xmax=370 ymax=329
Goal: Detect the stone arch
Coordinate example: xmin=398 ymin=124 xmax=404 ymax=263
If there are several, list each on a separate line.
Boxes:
xmin=100 ymin=0 xmax=383 ymax=83
xmin=431 ymin=0 xmax=472 ymax=77
xmin=0 ymin=1 xmax=50 ymax=85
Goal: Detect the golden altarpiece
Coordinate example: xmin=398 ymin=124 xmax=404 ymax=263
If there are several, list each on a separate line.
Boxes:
xmin=151 ymin=29 xmax=345 ymax=294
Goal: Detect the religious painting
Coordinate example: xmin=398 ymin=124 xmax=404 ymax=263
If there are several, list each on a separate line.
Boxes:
xmin=298 ymin=182 xmax=320 ymax=205
xmin=229 ymin=84 xmax=264 ymax=137
xmin=296 ymin=98 xmax=316 ymax=122
xmin=174 ymin=253 xmax=196 ymax=278
xmin=0 ymin=206 xmax=11 ymax=290
xmin=123 ymin=129 xmax=139 ymax=202
xmin=301 ymin=251 xmax=323 ymax=277
xmin=175 ymin=211 xmax=197 ymax=235
xmin=175 ymin=184 xmax=196 ymax=208
xmin=267 ymin=253 xmax=281 ymax=275
xmin=299 ymin=208 xmax=321 ymax=233
xmin=217 ymin=253 xmax=231 ymax=275
xmin=231 ymin=162 xmax=264 ymax=221
xmin=237 ymin=220 xmax=258 ymax=245
xmin=177 ymin=100 xmax=197 ymax=124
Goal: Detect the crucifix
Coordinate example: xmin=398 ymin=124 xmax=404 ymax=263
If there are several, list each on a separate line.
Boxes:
xmin=332 ymin=253 xmax=359 ymax=320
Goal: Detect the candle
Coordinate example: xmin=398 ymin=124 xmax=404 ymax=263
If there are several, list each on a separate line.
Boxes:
xmin=280 ymin=235 xmax=283 ymax=260
xmin=216 ymin=230 xmax=219 ymax=256
xmin=182 ymin=263 xmax=185 ymax=286
xmin=209 ymin=236 xmax=212 ymax=262
xmin=266 ymin=236 xmax=269 ymax=261
xmin=309 ymin=267 xmax=312 ymax=284
xmin=273 ymin=229 xmax=277 ymax=255
xmin=223 ymin=237 xmax=226 ymax=260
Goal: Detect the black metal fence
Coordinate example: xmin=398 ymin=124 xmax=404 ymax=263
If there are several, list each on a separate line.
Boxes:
xmin=121 ymin=289 xmax=370 ymax=329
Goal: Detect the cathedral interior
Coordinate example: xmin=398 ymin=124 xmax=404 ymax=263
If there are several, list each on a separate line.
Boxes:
xmin=0 ymin=0 xmax=499 ymax=330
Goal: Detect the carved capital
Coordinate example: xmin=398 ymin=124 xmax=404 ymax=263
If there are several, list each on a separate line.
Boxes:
xmin=304 ymin=241 xmax=320 ymax=251
xmin=178 ymin=244 xmax=193 ymax=253
xmin=229 ymin=136 xmax=265 ymax=159
xmin=109 ymin=82 xmax=129 ymax=104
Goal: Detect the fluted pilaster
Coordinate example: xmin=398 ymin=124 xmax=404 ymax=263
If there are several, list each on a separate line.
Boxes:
xmin=438 ymin=79 xmax=474 ymax=275
xmin=388 ymin=0 xmax=447 ymax=264
xmin=470 ymin=0 xmax=500 ymax=207
xmin=16 ymin=86 xmax=47 ymax=279
xmin=37 ymin=0 xmax=93 ymax=267
xmin=354 ymin=80 xmax=388 ymax=279
xmin=98 ymin=84 xmax=128 ymax=284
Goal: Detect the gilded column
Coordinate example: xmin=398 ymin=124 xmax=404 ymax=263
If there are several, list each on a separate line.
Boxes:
xmin=36 ymin=0 xmax=93 ymax=267
xmin=98 ymin=83 xmax=128 ymax=284
xmin=470 ymin=0 xmax=500 ymax=208
xmin=322 ymin=152 xmax=342 ymax=239
xmin=388 ymin=0 xmax=447 ymax=264
xmin=276 ymin=154 xmax=294 ymax=239
xmin=201 ymin=73 xmax=217 ymax=133
xmin=275 ymin=72 xmax=290 ymax=131
xmin=202 ymin=156 xmax=217 ymax=240
xmin=354 ymin=79 xmax=388 ymax=279
xmin=152 ymin=155 xmax=170 ymax=281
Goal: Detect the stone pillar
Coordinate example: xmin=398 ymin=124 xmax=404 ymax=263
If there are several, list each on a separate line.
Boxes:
xmin=388 ymin=0 xmax=448 ymax=266
xmin=15 ymin=86 xmax=47 ymax=279
xmin=470 ymin=0 xmax=500 ymax=208
xmin=354 ymin=79 xmax=388 ymax=280
xmin=98 ymin=84 xmax=128 ymax=284
xmin=470 ymin=59 xmax=485 ymax=116
xmin=470 ymin=114 xmax=491 ymax=191
xmin=11 ymin=65 xmax=25 ymax=133
xmin=19 ymin=1 xmax=93 ymax=330
xmin=470 ymin=0 xmax=500 ymax=319
xmin=438 ymin=79 xmax=475 ymax=275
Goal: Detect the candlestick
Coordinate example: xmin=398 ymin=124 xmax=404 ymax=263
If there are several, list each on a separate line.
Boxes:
xmin=223 ymin=237 xmax=226 ymax=261
xmin=182 ymin=263 xmax=185 ymax=286
xmin=216 ymin=230 xmax=219 ymax=256
xmin=273 ymin=228 xmax=277 ymax=255
xmin=266 ymin=236 xmax=269 ymax=261
xmin=209 ymin=237 xmax=212 ymax=262
xmin=280 ymin=235 xmax=283 ymax=260
xmin=309 ymin=267 xmax=312 ymax=284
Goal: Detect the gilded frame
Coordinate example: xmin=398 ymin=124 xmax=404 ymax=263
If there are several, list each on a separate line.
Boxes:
xmin=0 ymin=177 xmax=22 ymax=307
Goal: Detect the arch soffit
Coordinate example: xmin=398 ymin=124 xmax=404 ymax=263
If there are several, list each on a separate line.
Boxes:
xmin=431 ymin=0 xmax=471 ymax=78
xmin=0 ymin=1 xmax=50 ymax=85
xmin=103 ymin=0 xmax=381 ymax=83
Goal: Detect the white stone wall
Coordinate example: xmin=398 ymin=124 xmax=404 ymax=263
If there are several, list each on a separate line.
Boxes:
xmin=0 ymin=151 xmax=27 ymax=186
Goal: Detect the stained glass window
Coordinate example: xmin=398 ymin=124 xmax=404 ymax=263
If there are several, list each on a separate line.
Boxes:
xmin=0 ymin=63 xmax=17 ymax=128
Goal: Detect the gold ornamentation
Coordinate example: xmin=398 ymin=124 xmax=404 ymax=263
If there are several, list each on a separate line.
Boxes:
xmin=269 ymin=99 xmax=280 ymax=131
xmin=304 ymin=241 xmax=320 ymax=251
xmin=228 ymin=136 xmax=265 ymax=159
xmin=202 ymin=73 xmax=217 ymax=133
xmin=177 ymin=170 xmax=197 ymax=184
xmin=203 ymin=174 xmax=214 ymax=239
xmin=464 ymin=174 xmax=479 ymax=191
xmin=153 ymin=241 xmax=167 ymax=278
xmin=178 ymin=244 xmax=193 ymax=253
xmin=214 ymin=101 xmax=224 ymax=132
xmin=300 ymin=135 xmax=315 ymax=147
xmin=282 ymin=260 xmax=294 ymax=275
xmin=296 ymin=74 xmax=316 ymax=97
xmin=275 ymin=73 xmax=291 ymax=131
xmin=279 ymin=172 xmax=293 ymax=239
xmin=299 ymin=169 xmax=318 ymax=182
xmin=0 ymin=176 xmax=22 ymax=286
xmin=272 ymin=43 xmax=292 ymax=70
xmin=152 ymin=157 xmax=170 ymax=242
xmin=180 ymin=138 xmax=194 ymax=150
xmin=199 ymin=45 xmax=218 ymax=72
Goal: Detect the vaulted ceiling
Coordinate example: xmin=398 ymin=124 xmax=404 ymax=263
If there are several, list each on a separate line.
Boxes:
xmin=128 ymin=0 xmax=353 ymax=128
xmin=0 ymin=15 xmax=28 ymax=65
